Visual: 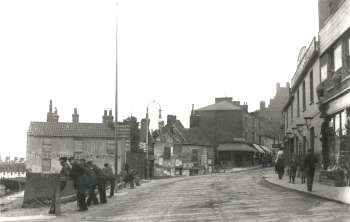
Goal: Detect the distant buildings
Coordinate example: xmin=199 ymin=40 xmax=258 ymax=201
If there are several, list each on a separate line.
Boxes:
xmin=153 ymin=115 xmax=214 ymax=176
xmin=26 ymin=100 xmax=131 ymax=174
xmin=189 ymin=97 xmax=278 ymax=167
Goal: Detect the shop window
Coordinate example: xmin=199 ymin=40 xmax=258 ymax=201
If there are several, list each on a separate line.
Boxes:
xmin=335 ymin=113 xmax=341 ymax=136
xmin=321 ymin=64 xmax=328 ymax=82
xmin=334 ymin=44 xmax=342 ymax=71
xmin=341 ymin=111 xmax=347 ymax=136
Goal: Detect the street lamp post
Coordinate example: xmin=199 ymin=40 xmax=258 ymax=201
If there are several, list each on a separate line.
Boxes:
xmin=145 ymin=100 xmax=162 ymax=180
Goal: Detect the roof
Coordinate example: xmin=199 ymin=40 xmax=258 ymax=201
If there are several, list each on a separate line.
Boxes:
xmin=197 ymin=100 xmax=242 ymax=111
xmin=27 ymin=122 xmax=130 ymax=139
xmin=217 ymin=143 xmax=257 ymax=152
xmin=160 ymin=121 xmax=211 ymax=146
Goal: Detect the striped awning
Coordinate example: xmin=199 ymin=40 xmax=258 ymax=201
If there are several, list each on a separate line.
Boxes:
xmin=217 ymin=143 xmax=257 ymax=152
xmin=259 ymin=145 xmax=272 ymax=153
xmin=252 ymin=144 xmax=265 ymax=154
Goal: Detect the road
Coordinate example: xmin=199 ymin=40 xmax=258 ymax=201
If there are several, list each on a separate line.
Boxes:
xmin=52 ymin=168 xmax=350 ymax=222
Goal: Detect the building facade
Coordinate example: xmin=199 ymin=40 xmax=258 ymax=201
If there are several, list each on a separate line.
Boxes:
xmin=317 ymin=0 xmax=350 ymax=169
xmin=282 ymin=37 xmax=322 ymax=164
xmin=26 ymin=101 xmax=131 ymax=174
xmin=154 ymin=116 xmax=214 ymax=177
xmin=190 ymin=97 xmax=278 ymax=165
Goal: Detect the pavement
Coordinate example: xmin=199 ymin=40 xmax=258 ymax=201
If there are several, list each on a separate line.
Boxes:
xmin=263 ymin=168 xmax=350 ymax=205
xmin=2 ymin=167 xmax=350 ymax=221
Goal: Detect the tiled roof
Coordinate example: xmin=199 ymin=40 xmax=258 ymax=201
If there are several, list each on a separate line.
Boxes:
xmin=160 ymin=120 xmax=211 ymax=146
xmin=197 ymin=101 xmax=242 ymax=111
xmin=27 ymin=122 xmax=130 ymax=138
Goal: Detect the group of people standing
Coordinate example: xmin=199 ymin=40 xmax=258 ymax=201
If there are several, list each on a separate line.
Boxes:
xmin=275 ymin=148 xmax=318 ymax=192
xmin=50 ymin=156 xmax=116 ymax=213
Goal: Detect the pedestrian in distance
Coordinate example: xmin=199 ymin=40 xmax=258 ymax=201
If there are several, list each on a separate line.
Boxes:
xmin=289 ymin=157 xmax=297 ymax=184
xmin=103 ymin=163 xmax=116 ymax=198
xmin=69 ymin=157 xmax=89 ymax=211
xmin=303 ymin=149 xmax=318 ymax=192
xmin=87 ymin=160 xmax=107 ymax=204
xmin=300 ymin=160 xmax=306 ymax=184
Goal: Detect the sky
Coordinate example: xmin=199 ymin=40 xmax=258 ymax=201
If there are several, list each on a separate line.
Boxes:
xmin=0 ymin=0 xmax=319 ymax=159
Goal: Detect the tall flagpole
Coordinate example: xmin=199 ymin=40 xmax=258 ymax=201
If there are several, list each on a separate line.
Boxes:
xmin=114 ymin=2 xmax=119 ymax=176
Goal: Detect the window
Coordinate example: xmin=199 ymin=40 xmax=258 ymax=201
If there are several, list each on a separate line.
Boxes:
xmin=163 ymin=147 xmax=171 ymax=160
xmin=252 ymin=132 xmax=256 ymax=143
xmin=286 ymin=111 xmax=288 ymax=128
xmin=309 ymin=71 xmax=314 ymax=104
xmin=291 ymin=102 xmax=294 ymax=124
xmin=191 ymin=149 xmax=199 ymax=162
xmin=302 ymin=80 xmax=306 ymax=111
xmin=321 ymin=64 xmax=328 ymax=82
xmin=244 ymin=131 xmax=248 ymax=141
xmin=334 ymin=44 xmax=342 ymax=71
xmin=335 ymin=113 xmax=340 ymax=136
xmin=297 ymin=89 xmax=300 ymax=117
xmin=341 ymin=111 xmax=347 ymax=136
xmin=173 ymin=144 xmax=182 ymax=154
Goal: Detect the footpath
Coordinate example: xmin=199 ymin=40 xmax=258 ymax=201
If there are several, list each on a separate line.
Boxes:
xmin=263 ymin=168 xmax=350 ymax=205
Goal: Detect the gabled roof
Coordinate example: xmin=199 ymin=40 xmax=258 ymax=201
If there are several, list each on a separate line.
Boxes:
xmin=27 ymin=122 xmax=130 ymax=139
xmin=197 ymin=100 xmax=242 ymax=111
xmin=160 ymin=121 xmax=211 ymax=146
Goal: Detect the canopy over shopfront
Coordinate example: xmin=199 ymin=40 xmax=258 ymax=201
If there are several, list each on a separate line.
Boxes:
xmin=252 ymin=144 xmax=265 ymax=154
xmin=259 ymin=145 xmax=272 ymax=154
xmin=218 ymin=143 xmax=257 ymax=152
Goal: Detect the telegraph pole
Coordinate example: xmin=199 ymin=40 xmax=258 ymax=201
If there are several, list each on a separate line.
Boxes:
xmin=114 ymin=3 xmax=119 ymax=175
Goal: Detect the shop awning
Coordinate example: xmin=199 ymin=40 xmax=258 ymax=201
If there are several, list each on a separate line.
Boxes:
xmin=259 ymin=145 xmax=272 ymax=154
xmin=217 ymin=143 xmax=257 ymax=152
xmin=252 ymin=144 xmax=265 ymax=154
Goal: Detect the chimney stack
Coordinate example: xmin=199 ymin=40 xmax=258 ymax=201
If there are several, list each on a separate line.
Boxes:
xmin=47 ymin=100 xmax=59 ymax=122
xmin=167 ymin=115 xmax=177 ymax=126
xmin=103 ymin=109 xmax=114 ymax=127
xmin=72 ymin=108 xmax=79 ymax=123
xmin=260 ymin=101 xmax=266 ymax=110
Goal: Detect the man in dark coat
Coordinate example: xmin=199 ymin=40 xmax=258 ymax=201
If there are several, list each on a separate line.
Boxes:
xmin=289 ymin=157 xmax=297 ymax=184
xmin=87 ymin=160 xmax=107 ymax=204
xmin=103 ymin=163 xmax=115 ymax=198
xmin=49 ymin=157 xmax=71 ymax=214
xmin=303 ymin=149 xmax=318 ymax=192
xmin=84 ymin=160 xmax=99 ymax=206
xmin=69 ymin=157 xmax=89 ymax=211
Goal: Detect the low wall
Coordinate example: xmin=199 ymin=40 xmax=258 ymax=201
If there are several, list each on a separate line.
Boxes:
xmin=22 ymin=173 xmax=75 ymax=208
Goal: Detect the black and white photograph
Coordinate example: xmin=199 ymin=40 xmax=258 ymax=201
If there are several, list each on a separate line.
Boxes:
xmin=1 ymin=0 xmax=350 ymax=221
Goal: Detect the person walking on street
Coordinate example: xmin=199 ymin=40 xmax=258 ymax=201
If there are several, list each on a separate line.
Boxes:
xmin=103 ymin=163 xmax=116 ymax=198
xmin=289 ymin=157 xmax=297 ymax=184
xmin=69 ymin=157 xmax=89 ymax=211
xmin=87 ymin=160 xmax=107 ymax=204
xmin=303 ymin=149 xmax=318 ymax=192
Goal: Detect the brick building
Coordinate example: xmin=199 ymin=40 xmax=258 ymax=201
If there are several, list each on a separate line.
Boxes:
xmin=190 ymin=97 xmax=278 ymax=165
xmin=26 ymin=100 xmax=131 ymax=174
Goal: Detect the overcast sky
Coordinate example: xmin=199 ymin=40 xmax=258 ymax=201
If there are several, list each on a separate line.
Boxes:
xmin=0 ymin=0 xmax=319 ymax=159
